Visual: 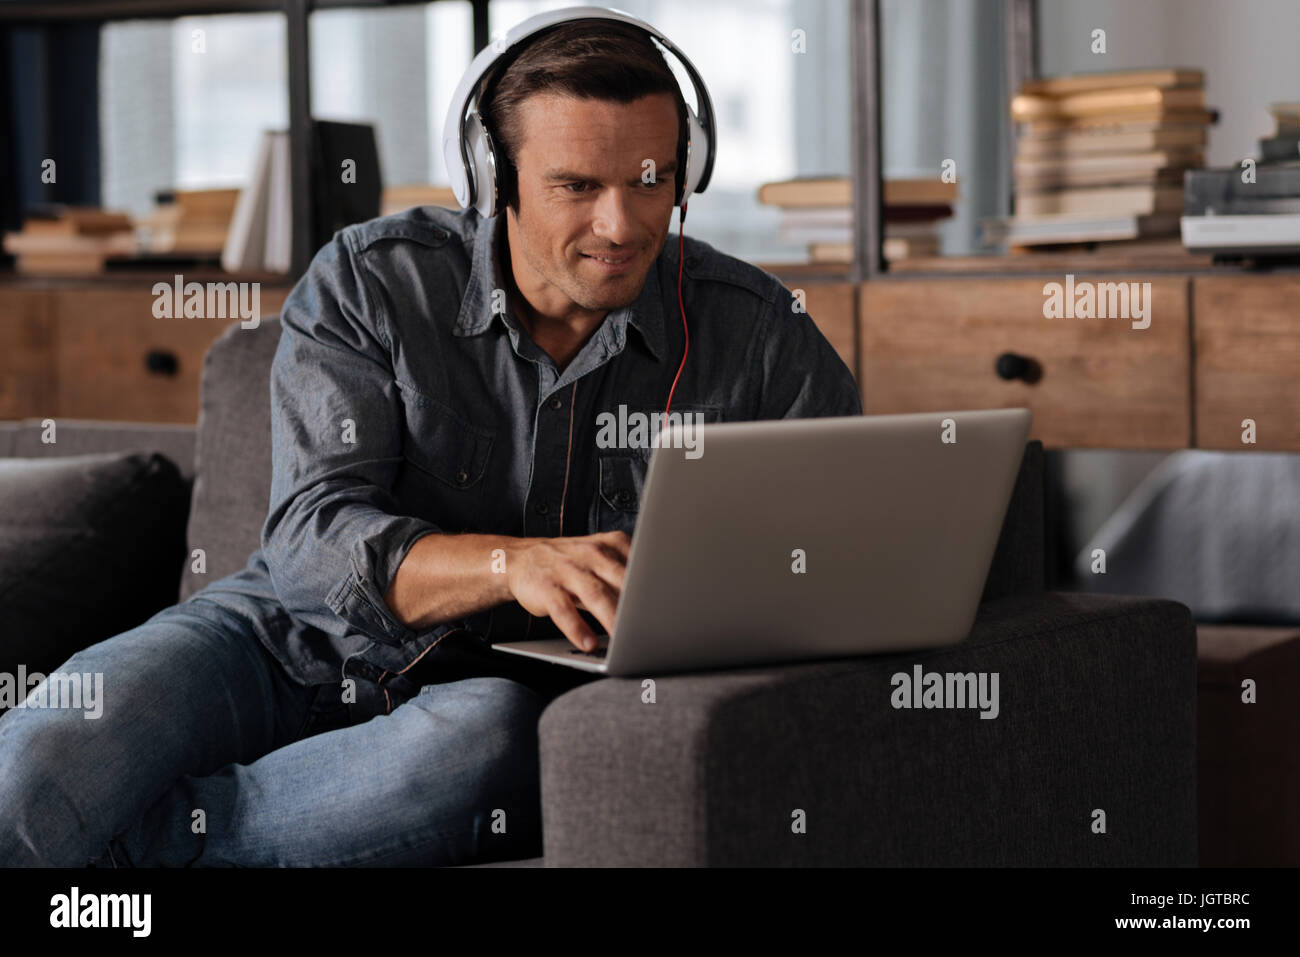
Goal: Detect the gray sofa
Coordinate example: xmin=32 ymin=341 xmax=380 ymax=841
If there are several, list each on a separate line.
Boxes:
xmin=0 ymin=317 xmax=1198 ymax=866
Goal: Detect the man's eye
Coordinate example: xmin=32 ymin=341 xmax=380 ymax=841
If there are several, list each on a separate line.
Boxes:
xmin=565 ymin=182 xmax=590 ymax=193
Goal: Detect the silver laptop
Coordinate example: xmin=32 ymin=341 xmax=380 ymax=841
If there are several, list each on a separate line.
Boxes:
xmin=491 ymin=407 xmax=1032 ymax=676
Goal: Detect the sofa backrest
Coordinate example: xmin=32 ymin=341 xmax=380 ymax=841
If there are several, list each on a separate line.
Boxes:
xmin=179 ymin=318 xmax=282 ymax=601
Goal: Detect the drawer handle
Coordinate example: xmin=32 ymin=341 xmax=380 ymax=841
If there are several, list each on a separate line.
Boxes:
xmin=994 ymin=352 xmax=1040 ymax=384
xmin=144 ymin=349 xmax=180 ymax=376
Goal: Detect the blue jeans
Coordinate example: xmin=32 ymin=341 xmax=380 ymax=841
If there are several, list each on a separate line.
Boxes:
xmin=0 ymin=598 xmax=547 ymax=866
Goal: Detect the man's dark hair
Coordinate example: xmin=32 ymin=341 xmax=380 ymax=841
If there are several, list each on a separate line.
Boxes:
xmin=477 ymin=19 xmax=690 ymax=215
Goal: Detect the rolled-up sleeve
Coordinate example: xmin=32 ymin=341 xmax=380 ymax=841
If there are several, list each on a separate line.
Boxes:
xmin=755 ymin=284 xmax=863 ymax=420
xmin=261 ymin=229 xmax=449 ymax=647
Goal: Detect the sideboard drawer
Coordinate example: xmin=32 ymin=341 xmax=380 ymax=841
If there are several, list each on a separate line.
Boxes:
xmin=0 ymin=289 xmax=55 ymax=419
xmin=50 ymin=287 xmax=290 ymax=423
xmin=859 ymin=277 xmax=1191 ymax=449
xmin=1195 ymin=276 xmax=1300 ymax=451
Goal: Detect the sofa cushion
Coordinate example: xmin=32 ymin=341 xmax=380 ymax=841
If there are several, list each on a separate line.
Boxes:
xmin=180 ymin=319 xmax=282 ymax=601
xmin=0 ymin=451 xmax=189 ymax=710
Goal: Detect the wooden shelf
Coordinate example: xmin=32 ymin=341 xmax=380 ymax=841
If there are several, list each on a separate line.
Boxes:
xmin=0 ymin=264 xmax=295 ymax=288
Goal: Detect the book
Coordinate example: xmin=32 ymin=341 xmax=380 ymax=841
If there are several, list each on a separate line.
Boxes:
xmin=1021 ymin=108 xmax=1216 ymax=135
xmin=777 ymin=207 xmax=854 ymax=229
xmin=808 ymin=241 xmax=853 ymax=264
xmin=1260 ymin=135 xmax=1300 ymax=163
xmin=808 ymin=235 xmax=940 ymax=264
xmin=1016 ymin=126 xmax=1207 ymax=157
xmin=263 ymin=130 xmax=292 ymax=273
xmin=22 ymin=205 xmax=132 ymax=236
xmin=1016 ymin=166 xmax=1188 ymax=192
xmin=311 ymin=120 xmax=382 ymax=252
xmin=881 ymin=178 xmax=960 ymax=205
xmin=778 ymin=205 xmax=953 ymax=230
xmin=1012 ymin=86 xmax=1206 ymax=121
xmin=1185 ymin=164 xmax=1300 ymax=215
xmin=1014 ymin=185 xmax=1185 ymax=217
xmin=757 ymin=176 xmax=958 ymax=208
xmin=221 ymin=130 xmax=277 ymax=273
xmin=982 ymin=212 xmax=1180 ymax=246
xmin=143 ymin=188 xmax=240 ymax=255
xmin=1270 ymin=103 xmax=1300 ymax=129
xmin=1014 ymin=149 xmax=1203 ymax=178
xmin=154 ymin=188 xmax=241 ymax=219
xmin=3 ymin=228 xmax=137 ymax=274
xmin=1018 ymin=69 xmax=1203 ymax=96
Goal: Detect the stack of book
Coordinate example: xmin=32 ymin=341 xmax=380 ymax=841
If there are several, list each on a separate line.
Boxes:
xmin=757 ymin=176 xmax=957 ymax=263
xmin=1180 ymin=103 xmax=1300 ymax=258
xmin=2 ymin=205 xmax=137 ymax=274
xmin=140 ymin=188 xmax=240 ymax=256
xmin=984 ymin=68 xmax=1214 ymax=248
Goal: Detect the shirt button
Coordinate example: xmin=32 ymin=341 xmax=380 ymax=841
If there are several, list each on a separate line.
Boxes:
xmin=614 ymin=490 xmax=633 ymax=508
xmin=454 ymin=468 xmax=469 ymax=485
xmin=549 ymin=396 xmax=563 ymax=411
xmin=535 ymin=501 xmax=549 ymax=515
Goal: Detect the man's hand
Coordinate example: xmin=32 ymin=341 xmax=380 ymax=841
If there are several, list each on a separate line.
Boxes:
xmin=504 ymin=531 xmax=631 ymax=651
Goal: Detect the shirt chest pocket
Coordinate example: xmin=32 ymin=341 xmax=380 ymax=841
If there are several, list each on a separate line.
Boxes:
xmin=590 ymin=402 xmax=720 ymax=535
xmin=594 ymin=453 xmax=648 ymax=536
xmin=398 ymin=387 xmax=495 ymax=533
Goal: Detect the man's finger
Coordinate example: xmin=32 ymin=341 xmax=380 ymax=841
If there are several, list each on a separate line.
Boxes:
xmin=582 ymin=544 xmax=628 ymax=596
xmin=562 ymin=568 xmax=619 ymax=638
xmin=546 ymin=589 xmax=599 ymax=652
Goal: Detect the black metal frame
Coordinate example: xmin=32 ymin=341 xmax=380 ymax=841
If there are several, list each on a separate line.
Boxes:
xmin=849 ymin=0 xmax=882 ymax=280
xmin=1003 ymin=0 xmax=1037 ymax=220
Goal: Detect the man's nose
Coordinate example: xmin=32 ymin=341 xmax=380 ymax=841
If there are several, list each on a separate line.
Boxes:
xmin=591 ymin=188 xmax=638 ymax=245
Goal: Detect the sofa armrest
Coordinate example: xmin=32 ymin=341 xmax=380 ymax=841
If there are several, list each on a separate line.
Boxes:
xmin=537 ymin=590 xmax=1196 ymax=866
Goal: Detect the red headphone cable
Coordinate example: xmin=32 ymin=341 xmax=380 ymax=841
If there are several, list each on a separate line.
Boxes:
xmin=665 ymin=201 xmax=689 ymax=419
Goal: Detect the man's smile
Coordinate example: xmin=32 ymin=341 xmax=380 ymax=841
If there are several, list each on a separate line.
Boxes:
xmin=580 ymin=249 xmax=638 ymax=274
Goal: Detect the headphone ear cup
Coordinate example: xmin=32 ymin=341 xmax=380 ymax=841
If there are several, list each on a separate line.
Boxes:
xmin=464 ymin=111 xmax=500 ymax=218
xmin=679 ymin=109 xmax=708 ymax=207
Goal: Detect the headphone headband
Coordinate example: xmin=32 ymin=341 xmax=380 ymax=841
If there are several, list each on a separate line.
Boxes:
xmin=441 ymin=5 xmax=716 ymax=217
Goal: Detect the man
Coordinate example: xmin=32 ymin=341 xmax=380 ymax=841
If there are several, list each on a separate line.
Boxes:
xmin=0 ymin=16 xmax=859 ymax=867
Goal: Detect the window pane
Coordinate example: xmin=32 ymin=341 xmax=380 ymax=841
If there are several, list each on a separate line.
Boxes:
xmin=100 ymin=13 xmax=287 ymax=220
xmin=310 ymin=2 xmax=473 ymax=188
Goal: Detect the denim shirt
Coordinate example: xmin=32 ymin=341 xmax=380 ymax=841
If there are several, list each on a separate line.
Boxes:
xmin=192 ymin=204 xmax=861 ymax=705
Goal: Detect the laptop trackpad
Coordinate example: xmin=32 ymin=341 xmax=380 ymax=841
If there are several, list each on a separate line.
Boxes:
xmin=491 ymin=636 xmax=609 ymax=662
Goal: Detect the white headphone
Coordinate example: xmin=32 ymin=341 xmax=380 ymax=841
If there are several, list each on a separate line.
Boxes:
xmin=441 ymin=5 xmax=716 ymax=219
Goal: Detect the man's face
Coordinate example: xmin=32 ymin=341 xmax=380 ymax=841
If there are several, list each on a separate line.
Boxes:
xmin=504 ymin=91 xmax=679 ymax=320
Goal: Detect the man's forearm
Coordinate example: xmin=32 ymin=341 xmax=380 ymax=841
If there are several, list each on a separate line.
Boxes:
xmin=383 ymin=532 xmax=520 ymax=631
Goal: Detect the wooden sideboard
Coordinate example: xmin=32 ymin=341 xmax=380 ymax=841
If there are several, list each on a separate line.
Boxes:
xmin=3 ymin=265 xmax=1298 ymax=451
xmin=786 ymin=270 xmax=1300 ymax=452
xmin=0 ymin=272 xmax=292 ymax=423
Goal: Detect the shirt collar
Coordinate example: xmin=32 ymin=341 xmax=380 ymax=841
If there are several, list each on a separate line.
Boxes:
xmin=452 ymin=210 xmax=665 ymax=362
